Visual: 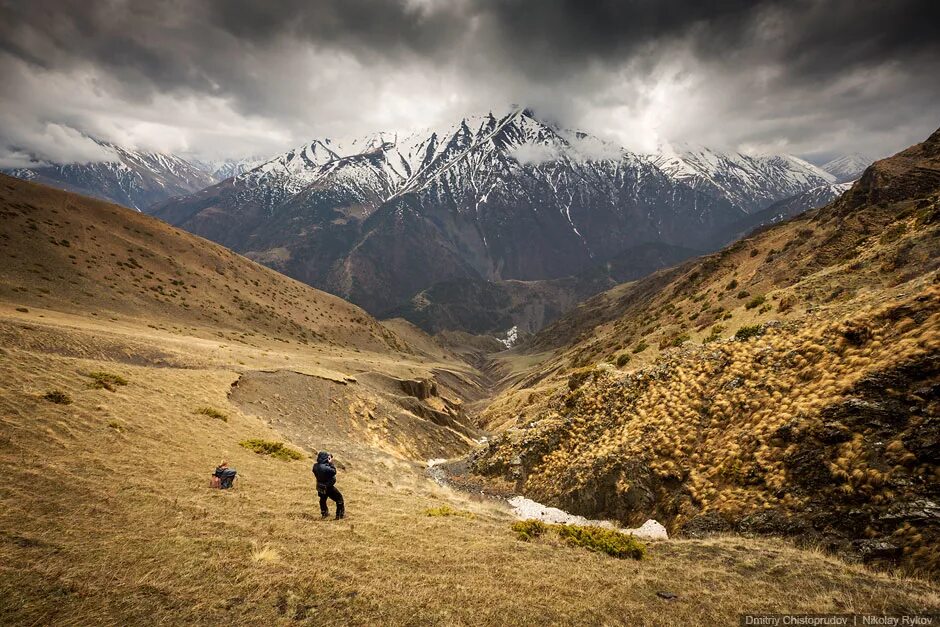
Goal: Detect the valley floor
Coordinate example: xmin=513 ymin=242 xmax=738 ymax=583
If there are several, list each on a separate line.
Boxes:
xmin=1 ymin=307 xmax=938 ymax=625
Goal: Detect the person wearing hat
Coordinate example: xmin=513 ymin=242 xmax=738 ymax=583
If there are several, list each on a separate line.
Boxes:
xmin=312 ymin=451 xmax=345 ymax=519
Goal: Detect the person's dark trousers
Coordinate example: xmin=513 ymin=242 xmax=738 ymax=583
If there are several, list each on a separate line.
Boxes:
xmin=319 ymin=485 xmax=345 ymax=519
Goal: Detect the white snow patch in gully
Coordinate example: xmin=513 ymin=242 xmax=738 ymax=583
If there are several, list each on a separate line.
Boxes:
xmin=507 ymin=496 xmax=668 ymax=540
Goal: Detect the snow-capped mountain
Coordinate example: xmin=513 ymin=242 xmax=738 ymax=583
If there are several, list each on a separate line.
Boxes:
xmin=193 ymin=156 xmax=270 ymax=181
xmin=154 ymin=108 xmax=748 ymax=315
xmin=820 ymin=153 xmax=873 ymax=182
xmin=5 ymin=142 xmax=216 ymax=211
xmin=648 ymin=146 xmax=836 ymax=213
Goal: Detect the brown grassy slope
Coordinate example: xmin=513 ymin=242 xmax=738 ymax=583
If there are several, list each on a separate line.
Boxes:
xmin=0 ymin=174 xmax=488 ymax=456
xmin=380 ymin=317 xmax=464 ymax=363
xmin=472 ymin=129 xmax=940 ymax=575
xmin=0 ymin=173 xmax=411 ymax=354
xmin=0 ymin=173 xmax=937 ymax=623
xmin=1 ymin=321 xmax=937 ymax=625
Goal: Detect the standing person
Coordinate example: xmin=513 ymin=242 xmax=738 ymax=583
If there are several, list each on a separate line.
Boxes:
xmin=312 ymin=451 xmax=345 ymax=519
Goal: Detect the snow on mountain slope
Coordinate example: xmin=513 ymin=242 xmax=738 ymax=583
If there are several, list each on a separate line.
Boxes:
xmin=820 ymin=153 xmax=874 ymax=182
xmin=648 ymin=146 xmax=836 ymax=213
xmin=5 ymin=141 xmax=216 ymax=211
xmin=154 ymin=108 xmax=748 ymax=316
xmin=150 ymin=109 xmax=853 ymax=319
xmin=194 ymin=156 xmax=269 ymax=181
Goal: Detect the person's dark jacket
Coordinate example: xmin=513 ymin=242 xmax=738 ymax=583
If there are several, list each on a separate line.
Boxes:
xmin=312 ymin=452 xmax=336 ymax=488
xmin=213 ymin=466 xmax=237 ymax=489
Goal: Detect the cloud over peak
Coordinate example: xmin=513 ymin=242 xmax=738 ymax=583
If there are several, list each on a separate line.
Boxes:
xmin=1 ymin=0 xmax=938 ymax=165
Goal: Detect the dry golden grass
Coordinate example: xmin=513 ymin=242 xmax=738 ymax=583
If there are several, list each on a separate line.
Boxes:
xmin=505 ymin=132 xmax=940 ymax=403
xmin=476 ymin=285 xmax=940 ymax=564
xmin=474 ymin=133 xmax=940 ymax=578
xmin=2 ymin=146 xmax=939 ymax=624
xmin=1 ymin=303 xmax=938 ymax=625
xmin=0 ymin=173 xmax=418 ymax=356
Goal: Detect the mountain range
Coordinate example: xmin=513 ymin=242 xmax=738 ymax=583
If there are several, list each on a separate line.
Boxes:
xmin=151 ymin=109 xmax=864 ymax=325
xmin=3 ymin=111 xmax=872 ymax=336
xmin=4 ymin=141 xmax=218 ymax=211
xmin=648 ymin=146 xmax=837 ymax=213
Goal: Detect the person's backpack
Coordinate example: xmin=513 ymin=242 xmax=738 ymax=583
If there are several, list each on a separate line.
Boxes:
xmin=210 ymin=475 xmax=222 ymax=489
xmin=218 ymin=468 xmax=237 ymax=489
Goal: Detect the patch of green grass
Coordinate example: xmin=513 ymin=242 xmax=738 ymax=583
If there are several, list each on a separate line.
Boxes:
xmin=659 ymin=333 xmax=690 ymax=349
xmin=631 ymin=342 xmax=648 ymax=354
xmin=239 ymin=438 xmax=303 ymax=461
xmin=556 ymin=524 xmax=646 ymax=560
xmin=511 ymin=520 xmax=645 ymax=560
xmin=195 ymin=406 xmax=228 ymax=422
xmin=511 ymin=519 xmax=550 ymax=541
xmin=735 ymin=324 xmax=764 ymax=341
xmin=745 ymin=295 xmax=767 ymax=310
xmin=615 ymin=353 xmax=631 ymax=367
xmin=424 ymin=505 xmax=475 ymax=519
xmin=85 ymin=371 xmax=128 ymax=391
xmin=43 ymin=389 xmax=72 ymax=404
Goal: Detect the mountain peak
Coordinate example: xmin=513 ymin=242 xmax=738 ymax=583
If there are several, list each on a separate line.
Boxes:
xmin=820 ymin=153 xmax=874 ymax=182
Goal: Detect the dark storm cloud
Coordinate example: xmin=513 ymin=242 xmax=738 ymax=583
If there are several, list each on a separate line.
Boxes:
xmin=0 ymin=0 xmax=938 ymax=165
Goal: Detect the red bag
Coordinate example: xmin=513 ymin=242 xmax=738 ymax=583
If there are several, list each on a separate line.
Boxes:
xmin=210 ymin=475 xmax=221 ymax=489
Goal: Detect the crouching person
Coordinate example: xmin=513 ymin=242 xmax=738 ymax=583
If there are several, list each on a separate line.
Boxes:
xmin=313 ymin=451 xmax=344 ymax=519
xmin=212 ymin=460 xmax=237 ymax=489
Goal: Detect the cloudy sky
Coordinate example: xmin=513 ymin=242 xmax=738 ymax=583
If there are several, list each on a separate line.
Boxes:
xmin=1 ymin=0 xmax=938 ymax=168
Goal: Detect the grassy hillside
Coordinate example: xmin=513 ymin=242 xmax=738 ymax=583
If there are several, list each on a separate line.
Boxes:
xmin=471 ymin=129 xmax=940 ymax=575
xmin=0 ymin=174 xmax=410 ymax=355
xmin=2 ymin=282 xmax=938 ymax=625
xmin=2 ymin=176 xmax=937 ymax=622
xmin=514 ymin=129 xmax=940 ymax=375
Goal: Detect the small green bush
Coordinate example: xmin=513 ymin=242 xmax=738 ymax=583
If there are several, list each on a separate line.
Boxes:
xmin=86 ymin=371 xmax=128 ymax=391
xmin=239 ymin=438 xmax=303 ymax=461
xmin=511 ymin=520 xmax=645 ymax=560
xmin=425 ymin=505 xmax=475 ymax=519
xmin=725 ymin=279 xmax=738 ymax=291
xmin=556 ymin=524 xmax=646 ymax=560
xmin=745 ymin=295 xmax=766 ymax=310
xmin=196 ymin=406 xmax=228 ymax=422
xmin=659 ymin=333 xmax=690 ymax=349
xmin=511 ymin=519 xmax=550 ymax=541
xmin=735 ymin=324 xmax=764 ymax=341
xmin=703 ymin=324 xmax=726 ymax=344
xmin=43 ymin=389 xmax=72 ymax=404
xmin=736 ymin=290 xmax=751 ymax=299
xmin=632 ymin=342 xmax=648 ymax=354
xmin=615 ymin=353 xmax=631 ymax=367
